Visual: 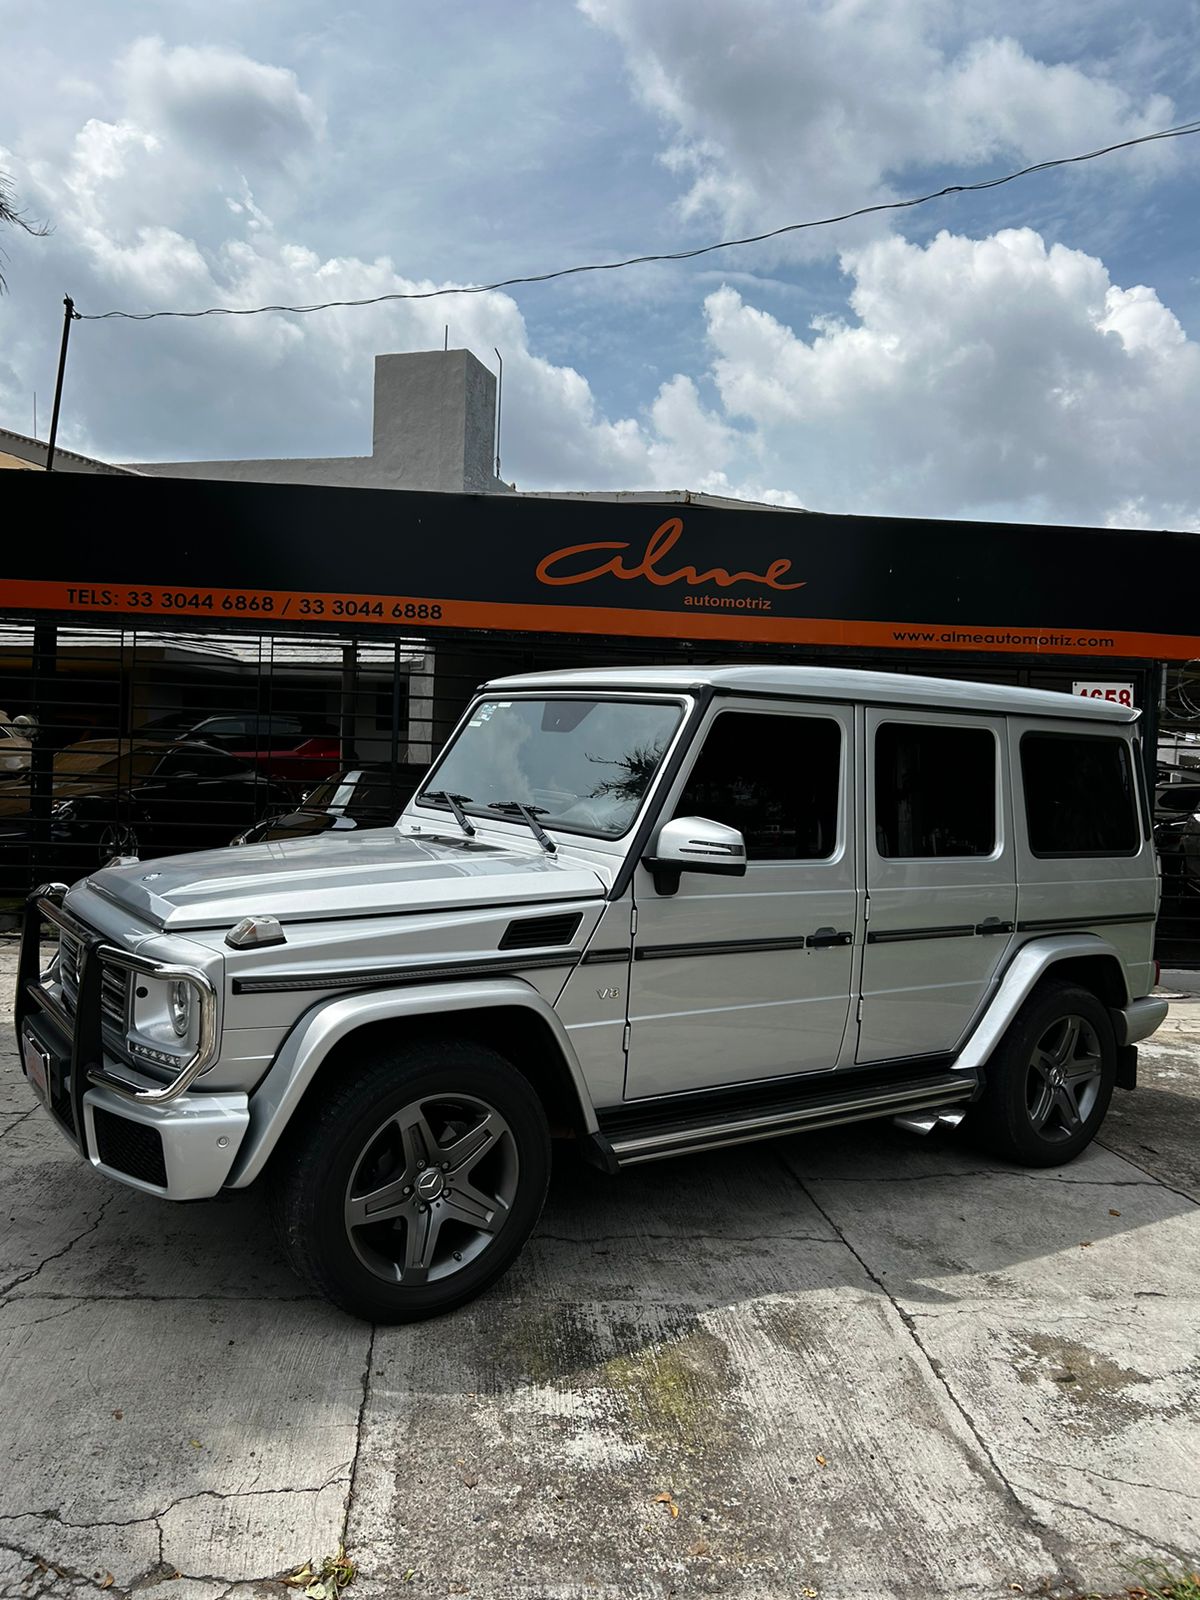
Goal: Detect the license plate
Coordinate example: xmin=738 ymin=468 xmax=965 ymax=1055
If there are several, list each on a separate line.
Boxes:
xmin=22 ymin=1032 xmax=51 ymax=1107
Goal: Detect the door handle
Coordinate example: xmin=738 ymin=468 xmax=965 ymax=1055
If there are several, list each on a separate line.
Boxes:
xmin=807 ymin=927 xmax=854 ymax=948
xmin=975 ymin=917 xmax=1014 ymax=935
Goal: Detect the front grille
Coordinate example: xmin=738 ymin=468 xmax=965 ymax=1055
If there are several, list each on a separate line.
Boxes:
xmin=100 ymin=966 xmax=129 ymax=1026
xmin=58 ymin=929 xmax=130 ymax=1029
xmin=92 ymin=1107 xmax=167 ymax=1188
xmin=58 ymin=929 xmax=82 ymax=1002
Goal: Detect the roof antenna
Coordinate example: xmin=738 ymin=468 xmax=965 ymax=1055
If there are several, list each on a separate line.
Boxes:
xmin=443 ymin=324 xmax=448 ymax=351
xmin=493 ymin=346 xmax=503 ymax=481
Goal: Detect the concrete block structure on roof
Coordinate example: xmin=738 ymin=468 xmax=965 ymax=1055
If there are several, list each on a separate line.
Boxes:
xmin=127 ymin=348 xmax=508 ymax=495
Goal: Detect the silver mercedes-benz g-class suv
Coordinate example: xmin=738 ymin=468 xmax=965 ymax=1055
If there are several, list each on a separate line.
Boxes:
xmin=17 ymin=665 xmax=1167 ymax=1321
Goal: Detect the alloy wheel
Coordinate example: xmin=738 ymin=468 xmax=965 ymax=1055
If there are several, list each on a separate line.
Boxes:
xmin=344 ymin=1093 xmax=518 ymax=1285
xmin=1025 ymin=1013 xmax=1104 ymax=1142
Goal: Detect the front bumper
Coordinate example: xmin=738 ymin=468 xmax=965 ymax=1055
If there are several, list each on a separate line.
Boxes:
xmin=16 ymin=887 xmax=249 ymax=1201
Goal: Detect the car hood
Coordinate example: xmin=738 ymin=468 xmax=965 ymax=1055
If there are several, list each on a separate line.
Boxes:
xmin=81 ymin=826 xmax=608 ymax=931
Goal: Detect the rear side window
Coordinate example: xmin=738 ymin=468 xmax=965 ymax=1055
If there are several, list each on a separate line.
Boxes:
xmin=1021 ymin=733 xmax=1139 ymax=857
xmin=874 ymin=722 xmax=996 ymax=858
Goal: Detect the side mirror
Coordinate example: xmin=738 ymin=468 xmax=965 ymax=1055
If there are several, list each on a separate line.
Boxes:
xmin=644 ymin=815 xmax=747 ymax=896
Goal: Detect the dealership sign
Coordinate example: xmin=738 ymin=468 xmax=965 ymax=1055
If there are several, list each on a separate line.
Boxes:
xmin=5 ymin=472 xmax=1200 ymax=661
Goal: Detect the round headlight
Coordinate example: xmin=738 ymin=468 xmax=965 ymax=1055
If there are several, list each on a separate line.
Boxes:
xmin=169 ymin=980 xmax=192 ymax=1038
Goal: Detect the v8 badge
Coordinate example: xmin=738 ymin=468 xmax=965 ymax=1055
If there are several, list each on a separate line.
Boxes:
xmin=596 ymin=986 xmax=622 ymax=1000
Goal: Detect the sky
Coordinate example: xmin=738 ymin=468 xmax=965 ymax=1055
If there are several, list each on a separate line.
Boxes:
xmin=1 ymin=0 xmax=1198 ymax=528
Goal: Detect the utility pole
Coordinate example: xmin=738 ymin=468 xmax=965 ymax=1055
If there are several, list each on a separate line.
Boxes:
xmin=45 ymin=294 xmax=76 ymax=472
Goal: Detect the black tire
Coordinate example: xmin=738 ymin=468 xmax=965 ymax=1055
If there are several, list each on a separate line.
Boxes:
xmin=966 ymin=980 xmax=1116 ymax=1166
xmin=268 ymin=1038 xmax=551 ymax=1322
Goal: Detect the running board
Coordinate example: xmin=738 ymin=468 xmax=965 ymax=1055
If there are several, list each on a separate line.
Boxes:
xmin=599 ymin=1070 xmax=978 ymax=1168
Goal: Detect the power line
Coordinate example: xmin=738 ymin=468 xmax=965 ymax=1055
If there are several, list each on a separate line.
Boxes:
xmin=76 ymin=116 xmax=1200 ymax=323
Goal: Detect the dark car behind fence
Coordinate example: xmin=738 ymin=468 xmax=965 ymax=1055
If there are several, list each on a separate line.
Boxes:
xmin=0 ymin=619 xmax=666 ymax=903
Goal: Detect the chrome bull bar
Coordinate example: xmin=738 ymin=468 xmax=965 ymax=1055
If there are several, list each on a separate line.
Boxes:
xmin=18 ymin=884 xmax=218 ymax=1110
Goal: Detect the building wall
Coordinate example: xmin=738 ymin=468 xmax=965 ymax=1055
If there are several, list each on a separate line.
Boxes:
xmin=128 ymin=349 xmax=508 ymax=495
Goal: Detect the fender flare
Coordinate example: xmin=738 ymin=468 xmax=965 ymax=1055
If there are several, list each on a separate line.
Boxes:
xmin=953 ymin=933 xmax=1132 ymax=1074
xmin=227 ymin=976 xmax=598 ymax=1188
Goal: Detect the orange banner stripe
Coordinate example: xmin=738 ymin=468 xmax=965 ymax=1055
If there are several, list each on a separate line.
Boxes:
xmin=1 ymin=578 xmax=1198 ymax=660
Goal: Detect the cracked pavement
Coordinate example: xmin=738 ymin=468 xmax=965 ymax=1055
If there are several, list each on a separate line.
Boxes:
xmin=1 ymin=941 xmax=1198 ymax=1599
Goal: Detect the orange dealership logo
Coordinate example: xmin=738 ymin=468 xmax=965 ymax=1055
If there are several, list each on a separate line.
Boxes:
xmin=535 ymin=517 xmax=805 ymax=600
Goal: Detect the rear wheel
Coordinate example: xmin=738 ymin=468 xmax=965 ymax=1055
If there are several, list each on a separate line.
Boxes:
xmin=967 ymin=981 xmax=1116 ymax=1166
xmin=269 ymin=1039 xmax=551 ymax=1321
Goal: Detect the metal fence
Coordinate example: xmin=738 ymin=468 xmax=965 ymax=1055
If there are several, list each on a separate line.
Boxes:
xmin=3 ymin=617 xmax=1195 ymax=969
xmin=0 ymin=622 xmax=422 ymax=897
xmin=1154 ymin=669 xmax=1200 ymax=967
xmin=0 ymin=618 xmax=697 ymax=900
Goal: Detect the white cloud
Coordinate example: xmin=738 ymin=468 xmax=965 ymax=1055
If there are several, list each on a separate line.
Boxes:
xmin=701 ymin=228 xmax=1200 ymax=527
xmin=2 ymin=18 xmax=1197 ymax=531
xmin=0 ymin=147 xmax=752 ymax=495
xmin=102 ymin=230 xmax=754 ymax=496
xmin=118 ymin=37 xmax=323 ymax=169
xmin=581 ymin=0 xmax=1174 ymax=242
xmin=0 ymin=30 xmax=761 ymax=499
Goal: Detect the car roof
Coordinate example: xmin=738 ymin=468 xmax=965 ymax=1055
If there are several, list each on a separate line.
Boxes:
xmin=481 ymin=664 xmax=1140 ymax=723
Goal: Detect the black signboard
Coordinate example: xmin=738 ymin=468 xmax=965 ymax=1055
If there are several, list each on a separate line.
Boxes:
xmin=4 ymin=471 xmax=1198 ymax=661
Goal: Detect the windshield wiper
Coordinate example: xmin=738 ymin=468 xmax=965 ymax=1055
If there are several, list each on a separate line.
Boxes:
xmin=423 ymin=790 xmax=476 ymax=837
xmin=486 ymin=800 xmax=557 ymax=855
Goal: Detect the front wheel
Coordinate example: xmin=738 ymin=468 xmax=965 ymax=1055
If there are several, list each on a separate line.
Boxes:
xmin=269 ymin=1038 xmax=551 ymax=1321
xmin=966 ymin=981 xmax=1116 ymax=1166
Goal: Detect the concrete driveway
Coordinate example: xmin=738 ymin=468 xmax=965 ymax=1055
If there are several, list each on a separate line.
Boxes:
xmin=1 ymin=939 xmax=1197 ymax=1600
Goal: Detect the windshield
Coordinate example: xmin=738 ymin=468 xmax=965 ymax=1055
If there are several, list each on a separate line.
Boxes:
xmin=418 ymin=697 xmax=684 ymax=839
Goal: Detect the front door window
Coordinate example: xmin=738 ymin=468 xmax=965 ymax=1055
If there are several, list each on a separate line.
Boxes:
xmin=674 ymin=711 xmax=841 ymax=861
